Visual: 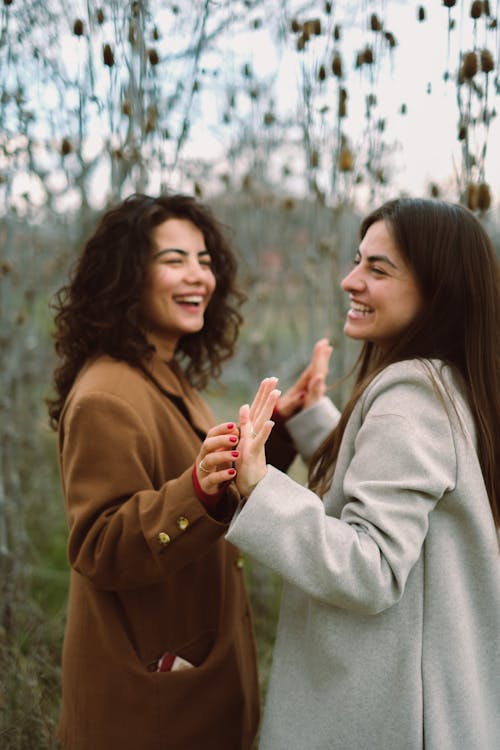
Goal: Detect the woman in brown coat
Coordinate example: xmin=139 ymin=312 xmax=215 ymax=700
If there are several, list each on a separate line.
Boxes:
xmin=48 ymin=193 xmax=288 ymax=750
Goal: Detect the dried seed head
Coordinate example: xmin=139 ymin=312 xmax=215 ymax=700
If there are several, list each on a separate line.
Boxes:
xmin=332 ymin=53 xmax=342 ymax=77
xmin=297 ymin=35 xmax=306 ymax=51
xmin=333 ymin=24 xmax=341 ymax=41
xmin=400 ymin=103 xmax=407 ymax=115
xmin=73 ymin=19 xmax=84 ymax=36
xmin=96 ymin=9 xmax=105 ymax=24
xmin=462 ymin=51 xmax=478 ymax=79
xmin=483 ymin=0 xmax=491 ymax=14
xmin=442 ymin=0 xmax=457 ymax=7
xmin=480 ymin=48 xmax=494 ymax=73
xmin=370 ymin=13 xmax=383 ymax=32
xmin=338 ymin=147 xmax=353 ymax=172
xmin=148 ymin=48 xmax=159 ymax=66
xmin=1 ymin=260 xmax=13 ymax=275
xmin=319 ymin=65 xmax=326 ymax=81
xmin=282 ymin=197 xmax=296 ymax=210
xmin=385 ymin=31 xmax=397 ymax=48
xmin=194 ymin=182 xmax=203 ymax=198
xmin=418 ymin=6 xmax=426 ymax=21
xmin=61 ymin=138 xmax=72 ymax=156
xmin=363 ymin=46 xmax=374 ymax=64
xmin=477 ymin=183 xmax=491 ymax=210
xmin=290 ymin=19 xmax=301 ymax=33
xmin=122 ymin=100 xmax=132 ymax=116
xmin=325 ymin=2 xmax=333 ymax=14
xmin=355 ymin=51 xmax=364 ymax=68
xmin=131 ymin=1 xmax=140 ymax=17
xmin=458 ymin=121 xmax=467 ymax=140
xmin=466 ymin=183 xmax=478 ymax=209
xmin=338 ymin=88 xmax=348 ymax=117
xmin=430 ymin=183 xmax=440 ymax=197
xmin=303 ymin=19 xmax=321 ymax=36
xmin=310 ymin=150 xmax=320 ymax=168
xmin=153 ymin=27 xmax=160 ymax=41
xmin=103 ymin=44 xmax=115 ymax=67
xmin=4 ymin=0 xmax=14 ymax=5
xmin=263 ymin=112 xmax=275 ymax=126
xmin=470 ymin=1 xmax=483 ymax=19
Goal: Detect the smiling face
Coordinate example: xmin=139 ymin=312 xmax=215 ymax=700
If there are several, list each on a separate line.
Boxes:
xmin=140 ymin=218 xmax=216 ymax=357
xmin=341 ymin=219 xmax=423 ymax=350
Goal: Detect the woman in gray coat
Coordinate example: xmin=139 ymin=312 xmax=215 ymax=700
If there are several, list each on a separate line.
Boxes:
xmin=225 ymin=198 xmax=500 ymax=750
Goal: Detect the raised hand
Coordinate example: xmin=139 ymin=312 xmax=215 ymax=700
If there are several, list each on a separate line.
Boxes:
xmin=276 ymin=338 xmax=332 ymax=419
xmin=235 ymin=377 xmax=281 ymax=498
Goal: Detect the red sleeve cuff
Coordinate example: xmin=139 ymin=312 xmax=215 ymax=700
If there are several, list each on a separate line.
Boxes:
xmin=192 ymin=465 xmax=224 ymax=511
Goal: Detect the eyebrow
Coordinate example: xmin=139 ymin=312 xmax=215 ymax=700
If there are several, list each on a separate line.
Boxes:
xmin=357 ymin=251 xmax=399 ymax=270
xmin=153 ymin=248 xmax=210 ymax=260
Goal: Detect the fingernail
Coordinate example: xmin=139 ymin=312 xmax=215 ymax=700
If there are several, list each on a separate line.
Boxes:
xmin=229 ymin=435 xmax=238 ymax=443
xmin=231 ymin=451 xmax=240 ymax=458
xmin=228 ymin=468 xmax=236 ymax=476
xmin=227 ymin=422 xmax=235 ymax=429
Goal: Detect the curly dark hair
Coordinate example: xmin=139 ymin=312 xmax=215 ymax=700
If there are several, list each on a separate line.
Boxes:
xmin=48 ymin=193 xmax=245 ymax=428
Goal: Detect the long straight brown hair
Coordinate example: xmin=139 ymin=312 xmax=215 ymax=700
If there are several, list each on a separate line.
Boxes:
xmin=308 ymin=198 xmax=500 ymax=528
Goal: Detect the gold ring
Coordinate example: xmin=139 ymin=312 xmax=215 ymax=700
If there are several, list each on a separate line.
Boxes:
xmin=199 ymin=459 xmax=210 ymax=473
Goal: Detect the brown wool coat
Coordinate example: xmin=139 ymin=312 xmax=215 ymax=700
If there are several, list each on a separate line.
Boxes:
xmin=56 ymin=351 xmax=269 ymax=750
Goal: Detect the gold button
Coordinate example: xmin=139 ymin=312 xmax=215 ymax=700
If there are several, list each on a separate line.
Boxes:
xmin=177 ymin=516 xmax=189 ymax=531
xmin=235 ymin=555 xmax=244 ymax=569
xmin=158 ymin=532 xmax=171 ymax=546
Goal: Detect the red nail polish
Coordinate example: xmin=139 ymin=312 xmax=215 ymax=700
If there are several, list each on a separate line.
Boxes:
xmin=228 ymin=468 xmax=236 ymax=476
xmin=231 ymin=451 xmax=240 ymax=458
xmin=227 ymin=422 xmax=235 ymax=429
xmin=229 ymin=435 xmax=238 ymax=443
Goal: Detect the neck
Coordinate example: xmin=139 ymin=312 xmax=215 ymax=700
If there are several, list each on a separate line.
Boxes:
xmin=146 ymin=331 xmax=178 ymax=362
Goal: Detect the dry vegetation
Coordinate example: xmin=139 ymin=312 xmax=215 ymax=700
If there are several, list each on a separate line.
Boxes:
xmin=1 ymin=1 xmax=499 ymax=746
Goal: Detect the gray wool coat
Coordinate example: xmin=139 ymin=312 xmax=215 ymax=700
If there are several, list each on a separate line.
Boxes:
xmin=227 ymin=359 xmax=500 ymax=750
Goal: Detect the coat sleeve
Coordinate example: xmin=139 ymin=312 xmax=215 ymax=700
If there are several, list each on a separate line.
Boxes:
xmin=61 ymin=391 xmax=234 ymax=590
xmin=227 ymin=367 xmax=458 ymax=614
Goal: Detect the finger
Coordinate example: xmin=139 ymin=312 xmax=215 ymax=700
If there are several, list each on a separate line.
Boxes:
xmin=239 ymin=402 xmax=252 ymax=441
xmin=205 ymin=421 xmax=239 ymax=439
xmin=248 ymin=377 xmax=279 ymax=422
xmin=311 ymin=340 xmax=333 ymax=378
xmin=200 ymin=466 xmax=238 ymax=493
xmin=251 ymin=389 xmax=281 ymax=434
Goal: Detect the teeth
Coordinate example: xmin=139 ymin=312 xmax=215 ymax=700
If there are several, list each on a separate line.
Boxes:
xmin=176 ymin=296 xmax=203 ymax=304
xmin=351 ymin=302 xmax=372 ymax=313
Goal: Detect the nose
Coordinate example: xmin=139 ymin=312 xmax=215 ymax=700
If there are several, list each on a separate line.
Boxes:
xmin=184 ymin=257 xmax=205 ymax=284
xmin=341 ymin=264 xmax=365 ymax=293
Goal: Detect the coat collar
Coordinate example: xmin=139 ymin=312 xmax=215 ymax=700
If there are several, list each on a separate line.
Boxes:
xmin=142 ymin=349 xmax=215 ymax=437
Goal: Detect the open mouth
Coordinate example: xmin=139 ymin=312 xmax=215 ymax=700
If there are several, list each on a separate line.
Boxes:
xmin=174 ymin=295 xmax=204 ymax=307
xmin=349 ymin=302 xmax=373 ymax=317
